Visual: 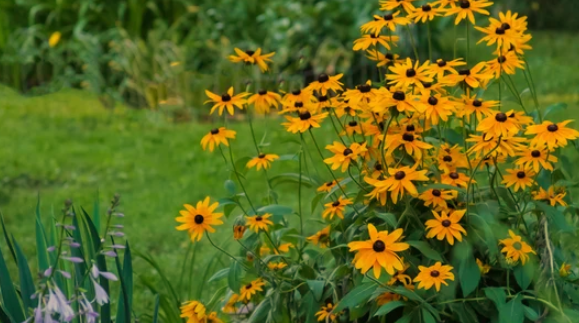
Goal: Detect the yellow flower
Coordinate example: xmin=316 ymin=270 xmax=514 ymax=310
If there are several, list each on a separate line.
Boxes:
xmin=366 ymin=50 xmax=403 ymax=67
xmin=525 ymin=120 xmax=579 ymax=150
xmin=425 ymin=210 xmax=467 ymax=245
xmin=353 ymin=34 xmax=399 ymax=51
xmin=414 ymin=262 xmax=455 ymax=291
xmin=176 ymin=197 xmax=224 ymax=242
xmin=200 ymin=127 xmax=236 ymax=152
xmin=245 ymin=213 xmax=274 ymax=232
xmin=233 ymin=225 xmax=246 ymax=240
xmin=476 ymin=17 xmax=522 ymax=50
xmin=239 ymin=278 xmax=266 ymax=301
xmin=376 ymin=292 xmax=401 ymax=305
xmin=246 ymin=153 xmax=280 ymax=171
xmin=476 ymin=110 xmax=521 ymax=139
xmin=532 ymin=186 xmax=567 ymax=207
xmin=477 ymin=258 xmax=491 ymax=275
xmin=386 ymin=132 xmax=433 ymax=160
xmin=560 ymin=262 xmax=572 ymax=278
xmin=497 ymin=10 xmax=528 ymax=34
xmin=315 ymin=303 xmax=340 ymax=322
xmin=222 ymin=294 xmax=239 ymax=314
xmin=308 ymin=226 xmax=331 ymax=248
xmin=501 ymin=167 xmax=535 ymax=192
xmin=453 ymin=93 xmax=498 ymax=122
xmin=248 ymin=90 xmax=282 ymax=114
xmin=281 ymin=88 xmax=313 ymax=108
xmin=342 ymin=81 xmax=382 ymax=107
xmin=207 ymin=312 xmax=223 ymax=323
xmin=317 ymin=179 xmax=342 ymax=193
xmin=322 ymin=196 xmax=353 ymax=220
xmin=446 ymin=62 xmax=493 ymax=88
xmin=419 ymin=188 xmax=455 ymax=209
xmin=444 ymin=0 xmax=493 ymax=25
xmin=324 ymin=141 xmax=368 ymax=172
xmin=420 ymin=93 xmax=455 ymax=125
xmin=428 ymin=58 xmax=466 ymax=80
xmin=387 ymin=58 xmax=433 ymax=90
xmin=380 ymin=0 xmax=417 ymax=13
xmin=282 ymin=110 xmax=328 ymax=133
xmin=278 ymin=242 xmax=294 ymax=253
xmin=499 ymin=230 xmax=536 ymax=265
xmin=372 ymin=88 xmax=419 ymax=114
xmin=486 ymin=51 xmax=524 ymax=78
xmin=361 ymin=12 xmax=411 ymax=34
xmin=228 ymin=48 xmax=275 ymax=72
xmin=48 ymin=32 xmax=62 ymax=47
xmin=437 ymin=143 xmax=469 ymax=173
xmin=368 ymin=165 xmax=429 ymax=203
xmin=180 ymin=300 xmax=206 ymax=323
xmin=267 ymin=262 xmax=288 ymax=271
xmin=408 ymin=3 xmax=443 ymax=23
xmin=306 ymin=73 xmax=344 ymax=96
xmin=349 ymin=224 xmax=409 ymax=278
xmin=441 ymin=170 xmax=472 ymax=188
xmin=515 ymin=146 xmax=557 ymax=173
xmin=204 ymin=87 xmax=250 ymax=116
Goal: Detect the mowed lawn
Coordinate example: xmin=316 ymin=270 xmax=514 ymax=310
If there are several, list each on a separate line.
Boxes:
xmin=0 ymin=30 xmax=578 ymax=314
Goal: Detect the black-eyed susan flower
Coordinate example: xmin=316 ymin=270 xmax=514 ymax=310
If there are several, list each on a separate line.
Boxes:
xmin=310 ymin=95 xmax=333 ymax=113
xmin=245 ymin=213 xmax=274 ymax=232
xmin=239 ymin=278 xmax=266 ymax=301
xmin=437 ymin=144 xmax=469 ymax=172
xmin=222 ymin=294 xmax=239 ymax=314
xmin=201 ymin=127 xmax=236 ymax=152
xmin=322 ymin=196 xmax=353 ymax=220
xmin=441 ymin=170 xmax=471 ymax=188
xmin=445 ymin=0 xmax=493 ymax=25
xmin=386 ymin=132 xmax=433 ymax=160
xmin=317 ymin=179 xmax=342 ymax=193
xmin=282 ymin=110 xmax=328 ymax=133
xmin=307 ymin=226 xmax=331 ymax=248
xmin=233 ymin=225 xmax=246 ymax=240
xmin=176 ymin=197 xmax=224 ymax=242
xmin=388 ymin=261 xmax=413 ymax=286
xmin=342 ymin=81 xmax=381 ymax=106
xmin=525 ymin=120 xmax=579 ymax=149
xmin=246 ymin=153 xmax=280 ymax=171
xmin=387 ymin=58 xmax=433 ymax=90
xmin=366 ymin=50 xmax=403 ymax=67
xmin=501 ymin=167 xmax=535 ymax=191
xmin=477 ymin=258 xmax=492 ymax=275
xmin=486 ymin=51 xmax=524 ymax=78
xmin=361 ymin=12 xmax=411 ymax=34
xmin=454 ymin=94 xmax=498 ymax=121
xmin=48 ymin=31 xmax=62 ymax=47
xmin=267 ymin=262 xmax=287 ymax=271
xmin=278 ymin=242 xmax=295 ymax=253
xmin=228 ymin=48 xmax=275 ymax=72
xmin=497 ymin=10 xmax=528 ymax=33
xmin=281 ymin=88 xmax=313 ymax=108
xmin=509 ymin=33 xmax=532 ymax=55
xmin=205 ymin=87 xmax=250 ymax=116
xmin=408 ymin=3 xmax=443 ymax=23
xmin=315 ymin=303 xmax=340 ymax=322
xmin=560 ymin=263 xmax=571 ymax=278
xmin=532 ymin=186 xmax=567 ymax=207
xmin=420 ymin=93 xmax=455 ymax=125
xmin=324 ymin=141 xmax=368 ymax=172
xmin=425 ymin=209 xmax=467 ymax=245
xmin=499 ymin=230 xmax=536 ymax=265
xmin=348 ymin=224 xmax=409 ymax=278
xmin=206 ymin=312 xmax=224 ymax=323
xmin=446 ymin=62 xmax=493 ymax=88
xmin=180 ymin=300 xmax=206 ymax=322
xmin=342 ymin=120 xmax=364 ymax=136
xmin=414 ymin=262 xmax=455 ymax=291
xmin=428 ymin=58 xmax=466 ymax=80
xmin=380 ymin=165 xmax=429 ymax=203
xmin=372 ymin=88 xmax=418 ymax=114
xmin=365 ymin=177 xmax=389 ymax=205
xmin=477 ymin=110 xmax=521 ymax=139
xmin=380 ymin=0 xmax=417 ymax=13
xmin=516 ymin=147 xmax=557 ymax=172
xmin=248 ymin=90 xmax=281 ymax=114
xmin=467 ymin=133 xmax=525 ymax=158
xmin=306 ymin=73 xmax=344 ymax=96
xmin=353 ymin=34 xmax=399 ymax=51
xmin=419 ymin=188 xmax=455 ymax=209
xmin=376 ymin=292 xmax=402 ymax=305
xmin=334 ymin=100 xmax=360 ymax=118
xmin=432 ymin=0 xmax=459 ymax=8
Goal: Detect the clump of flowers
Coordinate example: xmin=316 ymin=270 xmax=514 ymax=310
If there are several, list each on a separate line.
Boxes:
xmin=177 ymin=1 xmax=579 ymax=322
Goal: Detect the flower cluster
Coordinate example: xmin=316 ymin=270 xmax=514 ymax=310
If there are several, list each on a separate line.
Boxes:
xmin=179 ymin=0 xmax=579 ymax=322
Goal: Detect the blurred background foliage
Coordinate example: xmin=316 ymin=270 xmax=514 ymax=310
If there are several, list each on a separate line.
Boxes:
xmin=2 ymin=0 xmax=575 ymax=117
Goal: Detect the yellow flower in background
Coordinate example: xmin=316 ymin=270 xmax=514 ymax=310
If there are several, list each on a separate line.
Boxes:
xmin=486 ymin=51 xmax=524 ymax=78
xmin=348 ymin=224 xmax=409 ymax=278
xmin=425 ymin=210 xmax=467 ymax=245
xmin=322 ymin=196 xmax=353 ymax=220
xmin=233 ymin=225 xmax=246 ymax=240
xmin=446 ymin=62 xmax=493 ymax=88
xmin=497 ymin=10 xmax=529 ymax=34
xmin=515 ymin=146 xmax=557 ymax=172
xmin=200 ymin=127 xmax=236 ymax=152
xmin=281 ymin=88 xmax=313 ymax=108
xmin=414 ymin=262 xmax=455 ymax=291
xmin=206 ymin=312 xmax=224 ymax=323
xmin=239 ymin=278 xmax=266 ymax=301
xmin=387 ymin=58 xmax=433 ymax=90
xmin=248 ymin=90 xmax=281 ymax=114
xmin=476 ymin=17 xmax=522 ymax=50
xmin=222 ymin=294 xmax=239 ymax=314
xmin=228 ymin=48 xmax=275 ymax=72
xmin=477 ymin=258 xmax=491 ymax=275
xmin=525 ymin=120 xmax=579 ymax=149
xmin=315 ymin=303 xmax=339 ymax=322
xmin=180 ymin=300 xmax=206 ymax=322
xmin=441 ymin=170 xmax=472 ymax=188
xmin=245 ymin=213 xmax=274 ymax=232
xmin=308 ymin=226 xmax=331 ymax=248
xmin=342 ymin=81 xmax=381 ymax=106
xmin=353 ymin=34 xmax=399 ymax=51
xmin=419 ymin=188 xmax=455 ymax=209
xmin=445 ymin=0 xmax=493 ymax=25
xmin=317 ymin=179 xmax=342 ymax=193
xmin=380 ymin=165 xmax=429 ymax=203
xmin=376 ymin=292 xmax=401 ymax=305
xmin=282 ymin=110 xmax=328 ymax=133
xmin=278 ymin=242 xmax=294 ymax=253
xmin=324 ymin=141 xmax=367 ymax=172
xmin=48 ymin=32 xmax=61 ymax=47
xmin=560 ymin=263 xmax=572 ymax=278
xmin=176 ymin=197 xmax=224 ymax=242
xmin=453 ymin=94 xmax=498 ymax=121
xmin=408 ymin=3 xmax=443 ymax=23
xmin=268 ymin=262 xmax=288 ymax=271
xmin=532 ymin=186 xmax=567 ymax=207
xmin=366 ymin=50 xmax=402 ymax=67
xmin=386 ymin=131 xmax=433 ymax=160
xmin=246 ymin=153 xmax=279 ymax=170
xmin=499 ymin=230 xmax=536 ymax=265
xmin=380 ymin=0 xmax=417 ymax=13
xmin=361 ymin=12 xmax=411 ymax=34
xmin=428 ymin=58 xmax=466 ymax=80
xmin=306 ymin=73 xmax=344 ymax=96
xmin=204 ymin=87 xmax=250 ymax=116
xmin=501 ymin=167 xmax=535 ymax=191
xmin=420 ymin=93 xmax=455 ymax=125
xmin=476 ymin=110 xmax=521 ymax=139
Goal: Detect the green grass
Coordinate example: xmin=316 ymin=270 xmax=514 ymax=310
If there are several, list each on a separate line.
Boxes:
xmin=1 ymin=30 xmax=579 ymax=316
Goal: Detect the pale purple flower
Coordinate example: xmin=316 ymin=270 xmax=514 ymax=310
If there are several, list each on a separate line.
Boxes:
xmin=44 ymin=267 xmax=53 ymax=277
xmin=92 ymin=278 xmax=109 ymax=306
xmin=62 ymin=257 xmax=84 ymax=263
xmin=46 ymin=286 xmax=74 ymax=322
xmin=113 ymin=225 xmax=124 ymax=229
xmin=47 ymin=246 xmax=56 ymax=252
xmin=91 ymin=264 xmax=118 ymax=281
xmin=111 ymin=244 xmax=126 ymax=249
xmin=114 ymin=213 xmax=125 ymax=217
xmin=107 ymin=231 xmax=125 ymax=237
xmin=69 ymin=242 xmax=81 ymax=248
xmin=79 ymin=293 xmax=99 ymax=323
xmin=64 ymin=225 xmax=76 ymax=230
xmin=58 ymin=270 xmax=71 ymax=279
xmin=102 ymin=251 xmax=117 ymax=257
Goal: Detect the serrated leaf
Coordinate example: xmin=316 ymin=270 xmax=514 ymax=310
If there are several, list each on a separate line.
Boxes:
xmin=407 ymin=241 xmax=442 ymax=261
xmin=499 ymin=294 xmax=524 ymax=323
xmin=306 ymin=280 xmax=325 ymax=301
xmin=374 ymin=300 xmax=406 ymax=316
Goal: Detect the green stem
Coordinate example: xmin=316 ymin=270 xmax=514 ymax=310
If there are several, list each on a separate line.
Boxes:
xmin=405 ymin=25 xmax=419 ymax=61
xmin=465 ymin=21 xmax=470 ymax=63
xmin=427 ymin=21 xmax=433 ymax=61
xmin=207 ymin=234 xmax=249 ymax=270
xmin=225 ymin=145 xmax=257 ymax=213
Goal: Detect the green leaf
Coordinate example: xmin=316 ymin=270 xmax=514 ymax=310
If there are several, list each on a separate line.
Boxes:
xmin=523 ymin=305 xmax=539 ymax=321
xmin=310 ymin=193 xmax=324 ymax=214
xmin=0 ymin=240 xmax=25 ymax=322
xmin=376 ymin=213 xmax=397 ymax=229
xmin=116 ymin=241 xmax=133 ymax=323
xmin=247 ymin=297 xmax=271 ymax=323
xmin=13 ymin=238 xmax=35 ymax=311
xmin=71 ymin=212 xmax=88 ymax=287
xmin=35 ymin=202 xmax=49 ymax=272
xmin=0 ymin=212 xmax=16 ymax=263
xmin=499 ymin=294 xmax=524 ymax=323
xmin=270 ymin=173 xmax=315 ymax=188
xmin=496 ymin=187 xmax=517 ymax=212
xmin=535 ymin=201 xmax=572 ymax=233
xmin=152 ymin=294 xmax=160 ymax=323
xmin=374 ymin=300 xmax=406 ymax=316
xmin=469 ymin=214 xmax=499 ymax=260
xmin=484 ymin=287 xmax=507 ymax=309
xmin=224 ymin=179 xmax=236 ymax=195
xmin=334 ymin=282 xmax=376 ymax=312
xmin=513 ymin=262 xmax=535 ymax=290
xmin=208 ymin=268 xmax=230 ymax=282
xmin=421 ymin=307 xmax=437 ymax=323
xmin=543 ymin=102 xmax=567 ymax=119
xmin=407 ymin=241 xmax=442 ymax=261
xmin=228 ymin=261 xmax=242 ymax=292
xmin=257 ymin=204 xmax=293 ymax=215
xmin=453 ymin=241 xmax=481 ymax=297
xmin=306 ymin=280 xmax=325 ymax=301
xmin=395 ymin=312 xmax=415 ymax=323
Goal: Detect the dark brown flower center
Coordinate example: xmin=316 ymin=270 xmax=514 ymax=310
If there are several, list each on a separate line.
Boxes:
xmin=349 ymin=121 xmax=358 ymax=127
xmin=422 ymin=82 xmax=432 ymax=88
xmin=245 ymin=283 xmax=253 ymax=289
xmin=374 ymin=163 xmax=383 ymax=171
xmin=343 ymin=148 xmax=353 ymax=156
xmin=458 ymin=69 xmax=471 ymax=76
xmin=318 ymin=95 xmax=329 ymax=102
xmin=428 ymin=96 xmax=438 ymax=106
xmin=430 ymin=270 xmax=440 ymax=277
xmin=210 ymin=128 xmax=219 ymax=135
xmin=318 ymin=73 xmax=329 ymax=83
xmin=258 ymin=89 xmax=267 ymax=95
xmin=255 ymin=216 xmax=263 ymax=221
xmin=370 ymin=33 xmax=380 ymax=39
xmin=358 ymin=84 xmax=372 ymax=93
xmin=432 ymin=189 xmax=441 ymax=197
xmin=516 ymin=171 xmax=526 ymax=179
xmin=449 ymin=172 xmax=459 ymax=180
xmin=406 ymin=68 xmax=417 ymax=77
xmin=258 ymin=153 xmax=266 ymax=159
xmin=437 ymin=59 xmax=447 ymax=67
xmin=473 ymin=99 xmax=482 ymax=107
xmin=442 ymin=220 xmax=451 ymax=227
xmin=384 ymin=14 xmax=394 ymax=21
xmin=221 ymin=94 xmax=232 ymax=102
xmin=292 ymin=89 xmax=301 ymax=95
xmin=501 ymin=23 xmax=511 ymax=30
xmin=547 ymin=124 xmax=559 ymax=132
xmin=460 ymin=0 xmax=470 ymax=9
xmin=497 ymin=55 xmax=507 ymax=64
xmin=393 ymin=91 xmax=406 ymax=101
xmin=406 ymin=124 xmax=415 ymax=132
xmin=443 ymin=155 xmax=453 ymax=162
xmin=531 ymin=150 xmax=541 ymax=158
xmin=402 ymin=133 xmax=414 ymax=142
xmin=385 ymin=53 xmax=394 ymax=60
xmin=495 ymin=27 xmax=506 ymax=35
xmin=395 ymin=171 xmax=406 ymax=180
xmin=422 ymin=4 xmax=432 ymax=11
xmin=332 ymin=201 xmax=341 ymax=207
xmin=373 ymin=240 xmax=386 ymax=252
xmin=295 ymin=101 xmax=304 ymax=108
xmin=326 ymin=181 xmax=334 ymax=186
xmin=245 ymin=50 xmax=255 ymax=56
xmin=495 ymin=112 xmax=508 ymax=122
xmin=299 ymin=111 xmax=312 ymax=120
xmin=194 ymin=214 xmax=204 ymax=224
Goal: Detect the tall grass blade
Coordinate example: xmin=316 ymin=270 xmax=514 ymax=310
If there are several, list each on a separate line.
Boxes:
xmin=152 ymin=294 xmax=160 ymax=323
xmin=0 ymin=212 xmax=16 ymax=262
xmin=35 ymin=197 xmax=49 ymax=272
xmin=13 ymin=237 xmax=35 ymax=312
xmin=0 ymin=237 xmax=25 ymax=322
xmin=115 ymin=241 xmax=133 ymax=323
